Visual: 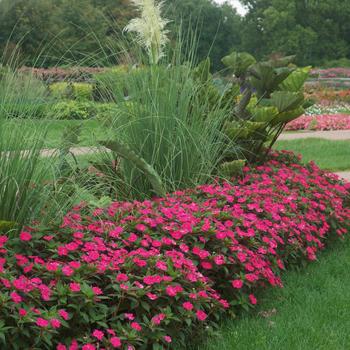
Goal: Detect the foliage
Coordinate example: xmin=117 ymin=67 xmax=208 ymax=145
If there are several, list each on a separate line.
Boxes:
xmin=240 ymin=0 xmax=350 ymax=66
xmin=0 ymin=69 xmax=52 ymax=119
xmin=47 ymin=101 xmax=117 ymax=120
xmin=92 ymin=66 xmax=130 ymax=102
xmin=0 ymin=152 xmax=348 ymax=349
xmin=193 ymin=53 xmax=311 ymax=163
xmin=94 ymin=63 xmax=230 ymax=200
xmin=49 ymin=83 xmax=93 ymax=101
xmin=0 ymin=117 xmax=53 ymax=228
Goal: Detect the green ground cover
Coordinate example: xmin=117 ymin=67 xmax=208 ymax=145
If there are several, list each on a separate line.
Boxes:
xmin=196 ymin=238 xmax=350 ymax=350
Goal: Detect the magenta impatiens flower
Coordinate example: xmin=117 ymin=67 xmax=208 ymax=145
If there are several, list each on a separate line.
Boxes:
xmin=110 ymin=336 xmax=122 ymax=348
xmin=249 ymin=294 xmax=257 ymax=305
xmin=130 ymin=322 xmax=142 ymax=331
xmin=69 ymin=282 xmax=81 ymax=292
xmin=19 ymin=231 xmax=32 ymax=241
xmin=183 ymin=302 xmax=194 ymax=311
xmin=92 ymin=329 xmax=104 ymax=340
xmin=36 ymin=318 xmax=49 ymax=327
xmin=196 ymin=310 xmax=208 ymax=321
xmin=58 ymin=309 xmax=69 ymax=320
xmin=232 ymin=279 xmax=244 ymax=289
xmin=51 ymin=318 xmax=61 ymax=329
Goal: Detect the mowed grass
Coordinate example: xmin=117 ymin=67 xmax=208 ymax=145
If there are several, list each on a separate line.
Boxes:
xmin=197 ymin=238 xmax=350 ymax=350
xmin=275 ymin=138 xmax=350 ymax=171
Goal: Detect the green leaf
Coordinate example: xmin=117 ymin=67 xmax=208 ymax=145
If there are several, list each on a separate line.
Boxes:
xmin=269 ymin=91 xmax=304 ymax=112
xmin=222 ymin=51 xmax=256 ymax=77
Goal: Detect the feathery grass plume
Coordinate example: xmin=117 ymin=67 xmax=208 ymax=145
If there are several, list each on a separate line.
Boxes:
xmin=124 ymin=0 xmax=170 ymax=64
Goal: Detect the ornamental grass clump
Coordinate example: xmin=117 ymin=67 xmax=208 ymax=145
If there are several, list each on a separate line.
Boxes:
xmin=0 ymin=152 xmax=348 ymax=349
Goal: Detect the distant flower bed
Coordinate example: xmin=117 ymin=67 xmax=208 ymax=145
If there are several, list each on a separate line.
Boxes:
xmin=0 ymin=152 xmax=348 ymax=349
xmin=286 ymin=114 xmax=350 ymax=131
xmin=18 ymin=66 xmax=106 ymax=83
xmin=310 ymin=68 xmax=350 ymax=79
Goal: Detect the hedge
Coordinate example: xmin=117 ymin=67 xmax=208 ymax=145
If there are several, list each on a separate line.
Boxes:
xmin=0 ymin=152 xmax=349 ymax=349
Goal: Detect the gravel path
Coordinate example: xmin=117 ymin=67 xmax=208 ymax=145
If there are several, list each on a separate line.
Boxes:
xmin=279 ymin=130 xmax=350 ymax=141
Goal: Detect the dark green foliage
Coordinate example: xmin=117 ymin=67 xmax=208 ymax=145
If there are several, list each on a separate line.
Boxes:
xmin=192 ymin=53 xmax=310 ymax=165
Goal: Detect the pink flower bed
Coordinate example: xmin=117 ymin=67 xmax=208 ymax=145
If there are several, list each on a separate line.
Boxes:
xmin=286 ymin=114 xmax=350 ymax=131
xmin=310 ymin=68 xmax=350 ymax=79
xmin=0 ymin=152 xmax=349 ymax=349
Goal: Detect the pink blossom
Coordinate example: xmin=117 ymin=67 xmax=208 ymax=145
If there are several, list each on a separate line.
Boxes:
xmin=69 ymin=282 xmax=81 ymax=292
xmin=196 ymin=310 xmax=208 ymax=321
xmin=183 ymin=302 xmax=194 ymax=311
xmin=10 ymin=291 xmax=22 ymax=304
xmin=163 ymin=335 xmax=172 ymax=343
xmin=110 ymin=336 xmax=122 ymax=348
xmin=19 ymin=231 xmax=32 ymax=241
xmin=36 ymin=318 xmax=49 ymax=327
xmin=58 ymin=309 xmax=69 ymax=320
xmin=232 ymin=279 xmax=244 ymax=289
xmin=116 ymin=273 xmax=128 ymax=282
xmin=51 ymin=318 xmax=61 ymax=328
xmin=92 ymin=329 xmax=104 ymax=340
xmin=249 ymin=294 xmax=257 ymax=305
xmin=131 ymin=322 xmax=142 ymax=331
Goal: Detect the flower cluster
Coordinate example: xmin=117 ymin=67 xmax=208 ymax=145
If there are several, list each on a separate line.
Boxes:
xmin=286 ymin=114 xmax=350 ymax=131
xmin=305 ymin=86 xmax=350 ymax=105
xmin=310 ymin=68 xmax=350 ymax=79
xmin=304 ymin=104 xmax=350 ymax=116
xmin=0 ymin=152 xmax=349 ymax=349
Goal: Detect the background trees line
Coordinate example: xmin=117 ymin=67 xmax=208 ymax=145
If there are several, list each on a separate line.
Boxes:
xmin=0 ymin=0 xmax=350 ymax=70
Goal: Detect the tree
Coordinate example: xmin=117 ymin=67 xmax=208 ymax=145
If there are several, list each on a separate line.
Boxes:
xmin=166 ymin=0 xmax=243 ymax=70
xmin=240 ymin=0 xmax=350 ymax=65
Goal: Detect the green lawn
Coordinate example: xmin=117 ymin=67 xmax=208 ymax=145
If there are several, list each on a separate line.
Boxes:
xmin=275 ymin=138 xmax=350 ymax=171
xmin=197 ymin=238 xmax=350 ymax=350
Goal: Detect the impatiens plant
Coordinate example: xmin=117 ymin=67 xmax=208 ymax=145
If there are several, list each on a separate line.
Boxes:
xmin=0 ymin=152 xmax=348 ymax=349
xmin=286 ymin=114 xmax=350 ymax=131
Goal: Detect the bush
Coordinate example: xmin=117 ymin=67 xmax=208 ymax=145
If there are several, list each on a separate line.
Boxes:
xmin=49 ymin=83 xmax=93 ymax=101
xmin=0 ymin=152 xmax=348 ymax=349
xmin=48 ymin=101 xmax=118 ymax=120
xmin=72 ymin=83 xmax=93 ymax=101
xmin=322 ymin=58 xmax=350 ymax=68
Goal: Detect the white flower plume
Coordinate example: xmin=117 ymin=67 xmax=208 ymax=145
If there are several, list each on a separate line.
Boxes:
xmin=124 ymin=0 xmax=170 ymax=64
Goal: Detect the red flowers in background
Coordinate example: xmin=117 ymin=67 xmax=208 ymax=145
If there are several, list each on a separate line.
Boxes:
xmin=0 ymin=152 xmax=348 ymax=349
xmin=286 ymin=114 xmax=350 ymax=131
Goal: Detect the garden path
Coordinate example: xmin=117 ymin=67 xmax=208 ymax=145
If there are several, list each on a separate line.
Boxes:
xmin=279 ymin=130 xmax=350 ymax=141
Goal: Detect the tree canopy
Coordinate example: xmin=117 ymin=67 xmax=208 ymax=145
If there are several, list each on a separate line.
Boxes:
xmin=0 ymin=0 xmax=350 ymax=69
